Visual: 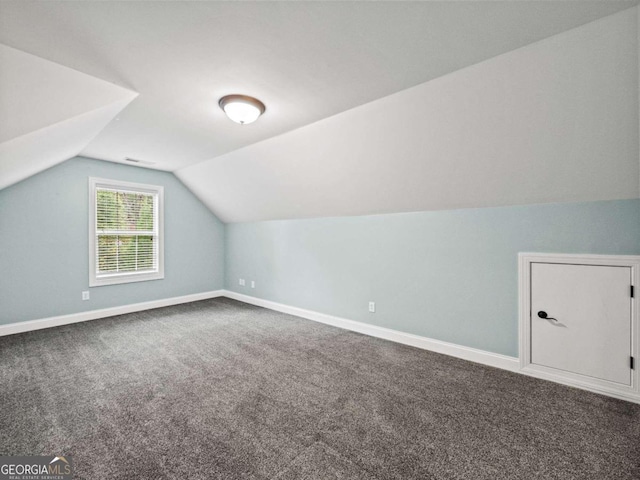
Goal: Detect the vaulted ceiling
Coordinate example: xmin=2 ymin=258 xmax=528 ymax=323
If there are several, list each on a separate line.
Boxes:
xmin=0 ymin=44 xmax=137 ymax=189
xmin=1 ymin=1 xmax=638 ymax=221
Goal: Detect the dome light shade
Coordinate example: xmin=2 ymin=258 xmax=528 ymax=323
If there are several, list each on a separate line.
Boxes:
xmin=219 ymin=94 xmax=266 ymax=125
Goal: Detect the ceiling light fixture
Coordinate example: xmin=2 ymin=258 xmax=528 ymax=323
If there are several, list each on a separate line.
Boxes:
xmin=219 ymin=94 xmax=266 ymax=125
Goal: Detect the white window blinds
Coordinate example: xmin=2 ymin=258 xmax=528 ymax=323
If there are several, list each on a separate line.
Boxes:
xmin=96 ymin=188 xmax=157 ymax=274
xmin=89 ymin=178 xmax=164 ymax=286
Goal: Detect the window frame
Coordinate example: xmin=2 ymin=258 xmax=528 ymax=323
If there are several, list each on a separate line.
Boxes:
xmin=89 ymin=177 xmax=164 ymax=287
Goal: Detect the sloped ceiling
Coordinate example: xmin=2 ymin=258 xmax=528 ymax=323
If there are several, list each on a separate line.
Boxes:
xmin=0 ymin=45 xmax=137 ymax=190
xmin=0 ymin=1 xmax=638 ymax=221
xmin=0 ymin=99 xmax=135 ymax=190
xmin=176 ymin=8 xmax=640 ymax=223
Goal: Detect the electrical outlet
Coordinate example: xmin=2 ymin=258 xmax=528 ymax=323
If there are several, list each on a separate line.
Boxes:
xmin=368 ymin=301 xmax=375 ymax=313
xmin=239 ymin=278 xmax=245 ymax=286
xmin=251 ymin=281 xmax=255 ymax=288
xmin=82 ymin=291 xmax=90 ymax=301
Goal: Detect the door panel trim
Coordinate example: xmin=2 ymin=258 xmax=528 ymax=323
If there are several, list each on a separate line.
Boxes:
xmin=519 ymin=253 xmax=640 ymax=403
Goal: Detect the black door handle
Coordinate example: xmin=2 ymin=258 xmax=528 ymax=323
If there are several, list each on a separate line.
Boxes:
xmin=538 ymin=311 xmax=558 ymax=322
xmin=536 ymin=311 xmax=566 ymax=327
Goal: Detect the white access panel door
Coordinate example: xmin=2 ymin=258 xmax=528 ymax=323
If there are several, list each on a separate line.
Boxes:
xmin=531 ymin=263 xmax=632 ymax=385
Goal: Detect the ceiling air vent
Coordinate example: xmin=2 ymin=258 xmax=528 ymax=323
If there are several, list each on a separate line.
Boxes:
xmin=124 ymin=157 xmax=155 ymax=166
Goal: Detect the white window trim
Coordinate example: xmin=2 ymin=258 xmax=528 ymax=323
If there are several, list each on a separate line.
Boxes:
xmin=89 ymin=177 xmax=164 ymax=287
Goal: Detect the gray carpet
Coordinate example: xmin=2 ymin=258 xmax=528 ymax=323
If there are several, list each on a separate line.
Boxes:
xmin=1 ymin=297 xmax=639 ymax=479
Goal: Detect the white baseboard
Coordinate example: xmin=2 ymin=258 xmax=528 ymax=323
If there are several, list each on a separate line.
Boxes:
xmin=223 ymin=291 xmax=640 ymax=404
xmin=0 ymin=290 xmax=225 ymax=337
xmin=223 ymin=290 xmax=520 ymax=373
xmin=5 ymin=289 xmax=635 ymax=403
xmin=519 ymin=366 xmax=640 ymax=405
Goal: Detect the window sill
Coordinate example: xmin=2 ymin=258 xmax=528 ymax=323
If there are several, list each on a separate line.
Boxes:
xmin=90 ymin=271 xmax=164 ymax=287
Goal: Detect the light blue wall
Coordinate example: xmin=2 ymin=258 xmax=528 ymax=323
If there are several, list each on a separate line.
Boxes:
xmin=0 ymin=156 xmax=225 ymax=324
xmin=3 ymin=157 xmax=639 ymax=358
xmin=225 ymin=199 xmax=640 ymax=357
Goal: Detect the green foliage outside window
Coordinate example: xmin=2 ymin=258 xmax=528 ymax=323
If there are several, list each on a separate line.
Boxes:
xmin=96 ymin=190 xmax=156 ymax=273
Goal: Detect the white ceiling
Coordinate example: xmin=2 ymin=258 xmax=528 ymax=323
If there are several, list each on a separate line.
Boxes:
xmin=0 ymin=44 xmax=137 ymax=189
xmin=0 ymin=0 xmax=636 ymax=173
xmin=176 ymin=8 xmax=640 ymax=222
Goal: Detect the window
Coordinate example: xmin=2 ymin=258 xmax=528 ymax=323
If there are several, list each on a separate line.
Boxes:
xmin=89 ymin=178 xmax=164 ymax=286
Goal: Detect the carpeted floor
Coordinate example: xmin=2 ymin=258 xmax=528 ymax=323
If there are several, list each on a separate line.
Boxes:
xmin=1 ymin=297 xmax=639 ymax=479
